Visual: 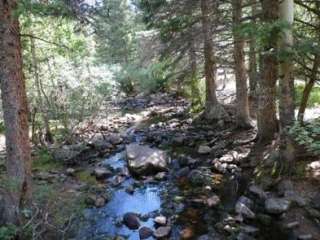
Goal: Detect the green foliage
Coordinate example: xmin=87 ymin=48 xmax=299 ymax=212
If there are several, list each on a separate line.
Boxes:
xmin=289 ymin=119 xmax=320 ymax=155
xmin=76 ymin=170 xmax=98 ymax=185
xmin=295 ymin=85 xmax=320 ymax=107
xmin=32 ymin=148 xmax=62 ymax=171
xmin=0 ymin=225 xmax=17 ymax=240
xmin=0 ymin=121 xmax=5 ymax=133
xmin=114 ymin=61 xmax=171 ymax=94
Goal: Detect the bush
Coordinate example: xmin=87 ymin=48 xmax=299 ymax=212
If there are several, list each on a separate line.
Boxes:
xmin=0 ymin=225 xmax=17 ymax=240
xmin=114 ymin=61 xmax=171 ymax=94
xmin=289 ymin=119 xmax=320 ymax=155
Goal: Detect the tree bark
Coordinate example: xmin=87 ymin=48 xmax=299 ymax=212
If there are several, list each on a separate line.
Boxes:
xmin=279 ymin=0 xmax=295 ymax=165
xmin=200 ymin=0 xmax=227 ymax=120
xmin=249 ymin=0 xmax=258 ymax=117
xmin=257 ymin=0 xmax=279 ymax=143
xmin=232 ymin=0 xmax=252 ymax=129
xmin=298 ymin=54 xmax=320 ymax=123
xmin=0 ymin=0 xmax=32 ymax=224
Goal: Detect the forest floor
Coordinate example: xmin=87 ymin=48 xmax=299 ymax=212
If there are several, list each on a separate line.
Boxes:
xmin=1 ymin=93 xmax=320 ymax=240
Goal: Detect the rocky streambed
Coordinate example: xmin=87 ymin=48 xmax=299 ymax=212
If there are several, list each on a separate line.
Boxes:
xmin=63 ymin=93 xmax=320 ymax=240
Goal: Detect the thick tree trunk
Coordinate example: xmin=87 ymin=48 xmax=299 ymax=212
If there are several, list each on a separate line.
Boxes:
xmin=232 ymin=0 xmax=252 ymax=129
xmin=200 ymin=0 xmax=227 ymax=120
xmin=257 ymin=0 xmax=279 ymax=142
xmin=0 ymin=0 xmax=32 ymax=224
xmin=249 ymin=0 xmax=258 ymax=117
xmin=298 ymin=54 xmax=320 ymax=123
xmin=279 ymin=0 xmax=295 ymax=165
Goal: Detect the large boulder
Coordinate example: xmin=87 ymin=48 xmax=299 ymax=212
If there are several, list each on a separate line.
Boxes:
xmin=126 ymin=143 xmax=168 ymax=176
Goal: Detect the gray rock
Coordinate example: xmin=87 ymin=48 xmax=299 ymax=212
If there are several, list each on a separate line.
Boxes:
xmin=154 ymin=215 xmax=167 ymax=225
xmin=235 ymin=196 xmax=255 ymax=219
xmin=95 ymin=196 xmax=106 ymax=208
xmin=126 ymin=143 xmax=167 ymax=176
xmin=284 ymin=190 xmax=307 ymax=207
xmin=198 ymin=145 xmax=211 ymax=154
xmin=154 ymin=226 xmax=171 ymax=238
xmin=123 ymin=212 xmax=140 ymax=230
xmin=311 ymin=193 xmax=320 ymax=210
xmin=249 ymin=184 xmax=267 ymax=199
xmin=92 ymin=167 xmax=112 ymax=180
xmin=265 ymin=198 xmax=290 ymax=214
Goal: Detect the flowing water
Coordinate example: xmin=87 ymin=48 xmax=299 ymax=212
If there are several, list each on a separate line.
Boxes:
xmin=76 ymin=150 xmax=164 ymax=240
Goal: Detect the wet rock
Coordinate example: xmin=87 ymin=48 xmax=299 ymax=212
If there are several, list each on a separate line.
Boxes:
xmin=92 ymin=167 xmax=112 ymax=180
xmin=154 ymin=226 xmax=171 ymax=238
xmin=126 ymin=143 xmax=167 ymax=176
xmin=123 ymin=212 xmax=140 ymax=230
xmin=235 ymin=196 xmax=255 ymax=219
xmin=198 ymin=145 xmax=211 ymax=154
xmin=139 ymin=227 xmax=153 ymax=239
xmin=265 ymin=198 xmax=290 ymax=214
xmin=154 ymin=215 xmax=167 ymax=225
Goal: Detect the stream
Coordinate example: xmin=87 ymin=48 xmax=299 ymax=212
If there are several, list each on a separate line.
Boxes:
xmin=76 ymin=149 xmax=164 ymax=240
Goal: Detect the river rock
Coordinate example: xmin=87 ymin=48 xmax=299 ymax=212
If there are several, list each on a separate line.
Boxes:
xmin=265 ymin=198 xmax=291 ymax=214
xmin=92 ymin=167 xmax=112 ymax=180
xmin=154 ymin=215 xmax=167 ymax=225
xmin=154 ymin=226 xmax=171 ymax=238
xmin=188 ymin=168 xmax=212 ymax=186
xmin=249 ymin=184 xmax=267 ymax=199
xmin=235 ymin=196 xmax=255 ymax=219
xmin=126 ymin=143 xmax=167 ymax=176
xmin=139 ymin=226 xmax=153 ymax=239
xmin=123 ymin=212 xmax=140 ymax=229
xmin=198 ymin=145 xmax=211 ymax=154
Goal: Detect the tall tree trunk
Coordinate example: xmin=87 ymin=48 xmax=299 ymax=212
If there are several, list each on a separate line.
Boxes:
xmin=298 ymin=54 xmax=320 ymax=123
xmin=0 ymin=0 xmax=32 ymax=224
xmin=249 ymin=0 xmax=258 ymax=117
xmin=279 ymin=0 xmax=295 ymax=165
xmin=30 ymin=35 xmax=53 ymax=144
xmin=232 ymin=0 xmax=252 ymax=129
xmin=257 ymin=0 xmax=279 ymax=143
xmin=189 ymin=37 xmax=201 ymax=110
xmin=200 ymin=0 xmax=227 ymax=120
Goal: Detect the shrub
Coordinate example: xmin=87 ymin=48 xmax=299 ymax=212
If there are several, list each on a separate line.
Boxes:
xmin=289 ymin=119 xmax=320 ymax=155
